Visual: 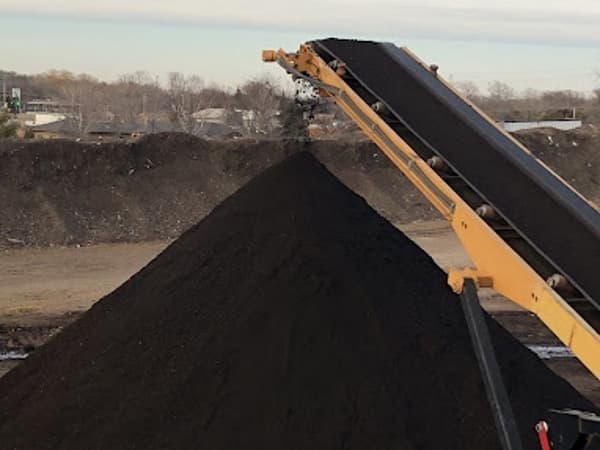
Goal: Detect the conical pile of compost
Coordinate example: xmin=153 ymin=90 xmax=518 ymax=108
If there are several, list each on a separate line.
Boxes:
xmin=0 ymin=152 xmax=595 ymax=449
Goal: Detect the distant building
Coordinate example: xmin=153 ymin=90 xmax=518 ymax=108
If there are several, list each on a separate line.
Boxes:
xmin=192 ymin=108 xmax=273 ymax=134
xmin=499 ymin=120 xmax=582 ymax=133
xmin=23 ymin=113 xmax=67 ymax=127
xmin=30 ymin=118 xmax=241 ymax=140
xmin=25 ymin=99 xmax=78 ymax=114
xmin=192 ymin=108 xmax=228 ymax=124
xmin=30 ymin=119 xmax=75 ymax=140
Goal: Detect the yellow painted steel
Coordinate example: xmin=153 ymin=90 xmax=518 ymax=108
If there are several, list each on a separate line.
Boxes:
xmin=264 ymin=45 xmax=600 ymax=380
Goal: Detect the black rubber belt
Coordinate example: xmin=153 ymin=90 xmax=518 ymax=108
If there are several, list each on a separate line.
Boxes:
xmin=313 ymin=38 xmax=600 ymax=307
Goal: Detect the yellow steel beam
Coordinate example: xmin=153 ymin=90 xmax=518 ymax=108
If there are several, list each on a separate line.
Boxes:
xmin=264 ymin=45 xmax=600 ymax=380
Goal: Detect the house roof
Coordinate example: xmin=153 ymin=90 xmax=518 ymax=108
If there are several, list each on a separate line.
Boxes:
xmin=30 ymin=118 xmax=239 ymax=138
xmin=192 ymin=108 xmax=227 ymax=121
xmin=31 ymin=119 xmax=178 ymax=135
xmin=31 ymin=118 xmax=78 ymax=133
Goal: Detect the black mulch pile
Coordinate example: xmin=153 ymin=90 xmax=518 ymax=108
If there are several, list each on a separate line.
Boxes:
xmin=0 ymin=152 xmax=595 ymax=449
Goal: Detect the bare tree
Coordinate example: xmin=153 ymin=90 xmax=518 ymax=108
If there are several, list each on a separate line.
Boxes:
xmin=118 ymin=70 xmax=155 ymax=86
xmin=238 ymin=76 xmax=282 ymax=136
xmin=454 ymin=81 xmax=480 ymax=101
xmin=111 ymin=71 xmax=162 ymax=123
xmin=540 ymin=90 xmax=585 ymax=108
xmin=41 ymin=71 xmax=108 ymax=137
xmin=475 ymin=81 xmax=517 ymax=118
xmin=166 ymin=73 xmax=224 ymax=135
xmin=488 ymin=81 xmax=515 ymax=101
xmin=589 ymin=88 xmax=600 ymax=123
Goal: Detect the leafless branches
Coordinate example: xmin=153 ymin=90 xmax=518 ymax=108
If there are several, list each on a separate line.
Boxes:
xmin=166 ymin=73 xmax=225 ymax=135
xmin=238 ymin=76 xmax=283 ymax=136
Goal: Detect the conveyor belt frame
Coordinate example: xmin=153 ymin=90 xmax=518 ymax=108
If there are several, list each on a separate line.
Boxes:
xmin=263 ymin=45 xmax=600 ymax=380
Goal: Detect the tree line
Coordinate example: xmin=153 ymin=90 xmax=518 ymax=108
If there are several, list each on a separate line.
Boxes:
xmin=0 ymin=69 xmax=304 ymax=138
xmin=454 ymin=80 xmax=600 ymax=122
xmin=1 ymin=68 xmax=599 ymax=140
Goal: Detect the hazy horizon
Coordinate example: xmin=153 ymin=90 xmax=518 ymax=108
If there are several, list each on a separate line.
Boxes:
xmin=1 ymin=2 xmax=599 ymax=95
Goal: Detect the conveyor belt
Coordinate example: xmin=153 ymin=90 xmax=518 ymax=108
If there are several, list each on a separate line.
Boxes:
xmin=312 ymin=38 xmax=600 ymax=310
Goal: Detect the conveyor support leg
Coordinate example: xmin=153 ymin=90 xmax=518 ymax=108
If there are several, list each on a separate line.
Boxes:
xmin=460 ymin=279 xmax=524 ymax=450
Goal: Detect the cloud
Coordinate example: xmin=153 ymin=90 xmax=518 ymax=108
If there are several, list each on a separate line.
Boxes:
xmin=3 ymin=0 xmax=600 ymax=46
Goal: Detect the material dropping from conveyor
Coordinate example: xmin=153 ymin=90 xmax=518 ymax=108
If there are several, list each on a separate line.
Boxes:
xmin=0 ymin=152 xmax=595 ymax=449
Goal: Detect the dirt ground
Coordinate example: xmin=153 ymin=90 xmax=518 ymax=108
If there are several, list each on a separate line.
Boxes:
xmin=0 ymin=241 xmax=165 ymax=322
xmin=1 ymin=220 xmax=597 ymax=405
xmin=0 ymin=222 xmax=469 ymax=326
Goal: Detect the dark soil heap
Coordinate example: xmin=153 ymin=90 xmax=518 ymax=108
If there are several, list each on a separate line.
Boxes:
xmin=0 ymin=152 xmax=595 ymax=449
xmin=0 ymin=135 xmax=436 ymax=249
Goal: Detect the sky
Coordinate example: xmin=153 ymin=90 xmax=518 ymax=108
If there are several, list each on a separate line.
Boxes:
xmin=1 ymin=0 xmax=599 ymax=94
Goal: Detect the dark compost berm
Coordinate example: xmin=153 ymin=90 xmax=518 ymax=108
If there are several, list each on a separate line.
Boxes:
xmin=0 ymin=152 xmax=596 ymax=449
